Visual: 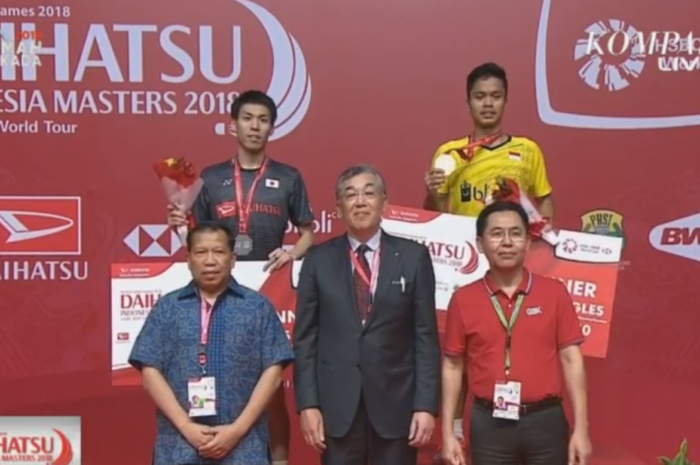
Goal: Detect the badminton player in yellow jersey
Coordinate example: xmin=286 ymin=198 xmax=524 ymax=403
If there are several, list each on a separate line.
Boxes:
xmin=424 ymin=63 xmax=555 ymax=219
xmin=424 ymin=63 xmax=556 ymax=464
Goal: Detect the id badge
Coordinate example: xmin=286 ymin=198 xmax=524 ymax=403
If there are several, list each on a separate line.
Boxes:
xmin=492 ymin=380 xmax=521 ymax=420
xmin=187 ymin=376 xmax=217 ymax=417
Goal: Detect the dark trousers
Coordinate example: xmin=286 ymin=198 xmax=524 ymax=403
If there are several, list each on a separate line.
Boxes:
xmin=321 ymin=396 xmax=417 ymax=465
xmin=469 ymin=401 xmax=569 ymax=465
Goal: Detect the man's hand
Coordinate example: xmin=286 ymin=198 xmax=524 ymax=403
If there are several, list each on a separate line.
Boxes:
xmin=441 ymin=435 xmax=466 ymax=465
xmin=198 ymin=424 xmax=244 ymax=459
xmin=568 ymin=428 xmax=592 ymax=465
xmin=167 ymin=203 xmax=187 ymax=227
xmin=264 ymin=248 xmax=293 ymax=272
xmin=424 ymin=169 xmax=446 ymax=193
xmin=408 ymin=411 xmax=434 ymax=448
xmin=300 ymin=408 xmax=326 ymax=452
xmin=180 ymin=422 xmax=214 ymax=449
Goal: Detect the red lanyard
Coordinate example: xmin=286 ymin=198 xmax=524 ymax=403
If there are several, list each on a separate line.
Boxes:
xmin=349 ymin=246 xmax=381 ymax=295
xmin=233 ymin=158 xmax=269 ymax=234
xmin=198 ymin=299 xmax=213 ymax=367
xmin=461 ymin=132 xmax=502 ymax=161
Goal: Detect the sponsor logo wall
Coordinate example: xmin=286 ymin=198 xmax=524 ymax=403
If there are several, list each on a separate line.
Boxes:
xmin=2 ymin=0 xmax=699 ymax=464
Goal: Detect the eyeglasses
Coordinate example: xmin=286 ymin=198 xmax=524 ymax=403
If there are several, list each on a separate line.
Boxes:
xmin=485 ymin=230 xmax=527 ymax=242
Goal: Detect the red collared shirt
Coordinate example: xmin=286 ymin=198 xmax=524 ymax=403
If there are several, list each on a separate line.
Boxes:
xmin=443 ymin=269 xmax=583 ymax=402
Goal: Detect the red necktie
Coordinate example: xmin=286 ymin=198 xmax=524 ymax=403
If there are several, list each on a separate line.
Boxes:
xmin=352 ymin=244 xmax=372 ymax=323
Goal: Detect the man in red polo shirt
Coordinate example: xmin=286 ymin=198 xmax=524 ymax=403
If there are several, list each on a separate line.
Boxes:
xmin=440 ymin=201 xmax=591 ymax=465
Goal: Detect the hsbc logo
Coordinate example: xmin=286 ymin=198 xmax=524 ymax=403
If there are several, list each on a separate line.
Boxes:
xmin=0 ymin=196 xmax=81 ymax=255
xmin=124 ymin=224 xmax=182 ymax=257
xmin=649 ymin=212 xmax=700 ymax=262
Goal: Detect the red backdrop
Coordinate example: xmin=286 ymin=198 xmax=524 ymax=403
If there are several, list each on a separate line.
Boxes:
xmin=2 ymin=0 xmax=699 ymax=463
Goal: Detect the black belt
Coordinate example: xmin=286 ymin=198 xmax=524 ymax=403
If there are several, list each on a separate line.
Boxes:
xmin=474 ymin=396 xmax=561 ymax=416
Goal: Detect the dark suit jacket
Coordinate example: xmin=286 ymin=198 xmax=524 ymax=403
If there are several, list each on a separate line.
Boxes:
xmin=293 ymin=231 xmax=440 ymax=439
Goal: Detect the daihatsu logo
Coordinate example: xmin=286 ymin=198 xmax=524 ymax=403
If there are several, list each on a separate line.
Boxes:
xmin=0 ymin=211 xmax=74 ymax=243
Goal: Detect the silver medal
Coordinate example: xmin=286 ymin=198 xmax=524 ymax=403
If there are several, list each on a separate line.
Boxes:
xmin=234 ymin=234 xmax=253 ymax=256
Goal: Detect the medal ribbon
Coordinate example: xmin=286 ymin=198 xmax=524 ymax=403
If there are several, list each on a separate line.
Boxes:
xmin=233 ymin=158 xmax=269 ymax=234
xmin=489 ymin=293 xmax=524 ymax=377
xmin=198 ymin=299 xmax=214 ymax=369
xmin=349 ymin=246 xmax=381 ymax=301
xmin=461 ymin=132 xmax=502 ymax=161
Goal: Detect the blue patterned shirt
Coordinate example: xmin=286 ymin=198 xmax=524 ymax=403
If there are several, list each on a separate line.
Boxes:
xmin=128 ymin=279 xmax=294 ymax=465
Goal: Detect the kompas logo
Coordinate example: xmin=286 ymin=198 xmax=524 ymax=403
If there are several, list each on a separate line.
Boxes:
xmin=534 ymin=0 xmax=700 ymax=129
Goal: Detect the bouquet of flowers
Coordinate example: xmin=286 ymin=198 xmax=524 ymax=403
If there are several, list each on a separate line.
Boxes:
xmin=153 ymin=158 xmax=204 ymax=246
xmin=488 ymin=177 xmax=557 ymax=245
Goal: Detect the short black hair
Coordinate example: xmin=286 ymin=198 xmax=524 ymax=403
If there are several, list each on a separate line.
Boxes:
xmin=186 ymin=221 xmax=234 ymax=251
xmin=466 ymin=62 xmax=508 ymax=97
xmin=476 ymin=201 xmax=529 ymax=237
xmin=230 ymin=90 xmax=277 ymax=124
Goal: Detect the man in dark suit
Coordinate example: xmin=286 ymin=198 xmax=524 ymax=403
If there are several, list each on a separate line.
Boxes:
xmin=293 ymin=163 xmax=441 ymax=465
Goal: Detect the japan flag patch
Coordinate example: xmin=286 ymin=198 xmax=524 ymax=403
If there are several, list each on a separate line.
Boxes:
xmin=265 ymin=178 xmax=279 ymax=188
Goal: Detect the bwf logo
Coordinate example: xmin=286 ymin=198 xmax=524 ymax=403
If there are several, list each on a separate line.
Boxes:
xmin=577 ymin=20 xmax=700 ymax=92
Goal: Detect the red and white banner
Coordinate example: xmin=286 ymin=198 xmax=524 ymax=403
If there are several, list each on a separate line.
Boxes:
xmin=112 ymin=205 xmax=623 ymax=385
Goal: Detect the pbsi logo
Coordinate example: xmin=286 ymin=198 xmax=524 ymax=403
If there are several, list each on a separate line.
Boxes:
xmin=0 ymin=196 xmax=80 ymax=255
xmin=649 ymin=212 xmax=700 ymax=262
xmin=581 ymin=209 xmax=624 ymax=247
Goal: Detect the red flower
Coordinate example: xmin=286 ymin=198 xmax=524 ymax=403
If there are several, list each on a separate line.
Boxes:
xmin=153 ymin=158 xmax=204 ymax=246
xmin=153 ymin=158 xmax=198 ymax=188
xmin=529 ymin=219 xmax=548 ymax=239
xmin=491 ymin=177 xmax=522 ymax=204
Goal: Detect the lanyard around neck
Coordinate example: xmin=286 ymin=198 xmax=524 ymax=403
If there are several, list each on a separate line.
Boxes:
xmin=489 ymin=293 xmax=524 ymax=377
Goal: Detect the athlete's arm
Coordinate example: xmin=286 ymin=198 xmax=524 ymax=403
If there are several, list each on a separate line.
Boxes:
xmin=288 ymin=170 xmax=315 ymax=259
xmin=529 ymin=142 xmax=555 ymax=223
xmin=289 ymin=225 xmax=314 ymax=259
xmin=537 ymin=195 xmax=555 ymax=222
xmin=424 ymin=147 xmax=451 ymax=212
xmin=423 ymin=192 xmax=448 ymax=212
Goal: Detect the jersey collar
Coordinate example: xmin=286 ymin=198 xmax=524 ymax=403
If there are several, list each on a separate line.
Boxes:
xmin=482 ymin=268 xmax=532 ymax=296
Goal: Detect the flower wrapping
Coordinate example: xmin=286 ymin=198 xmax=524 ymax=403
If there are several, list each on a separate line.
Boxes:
xmin=153 ymin=158 xmax=204 ymax=246
xmin=488 ymin=177 xmax=557 ymax=245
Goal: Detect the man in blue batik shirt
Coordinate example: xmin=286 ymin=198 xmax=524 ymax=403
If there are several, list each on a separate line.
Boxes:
xmin=129 ymin=221 xmax=294 ymax=465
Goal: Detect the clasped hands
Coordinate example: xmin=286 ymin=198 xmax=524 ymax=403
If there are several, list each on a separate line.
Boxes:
xmin=181 ymin=421 xmax=244 ymax=459
xmin=300 ymin=409 xmax=434 ymax=452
